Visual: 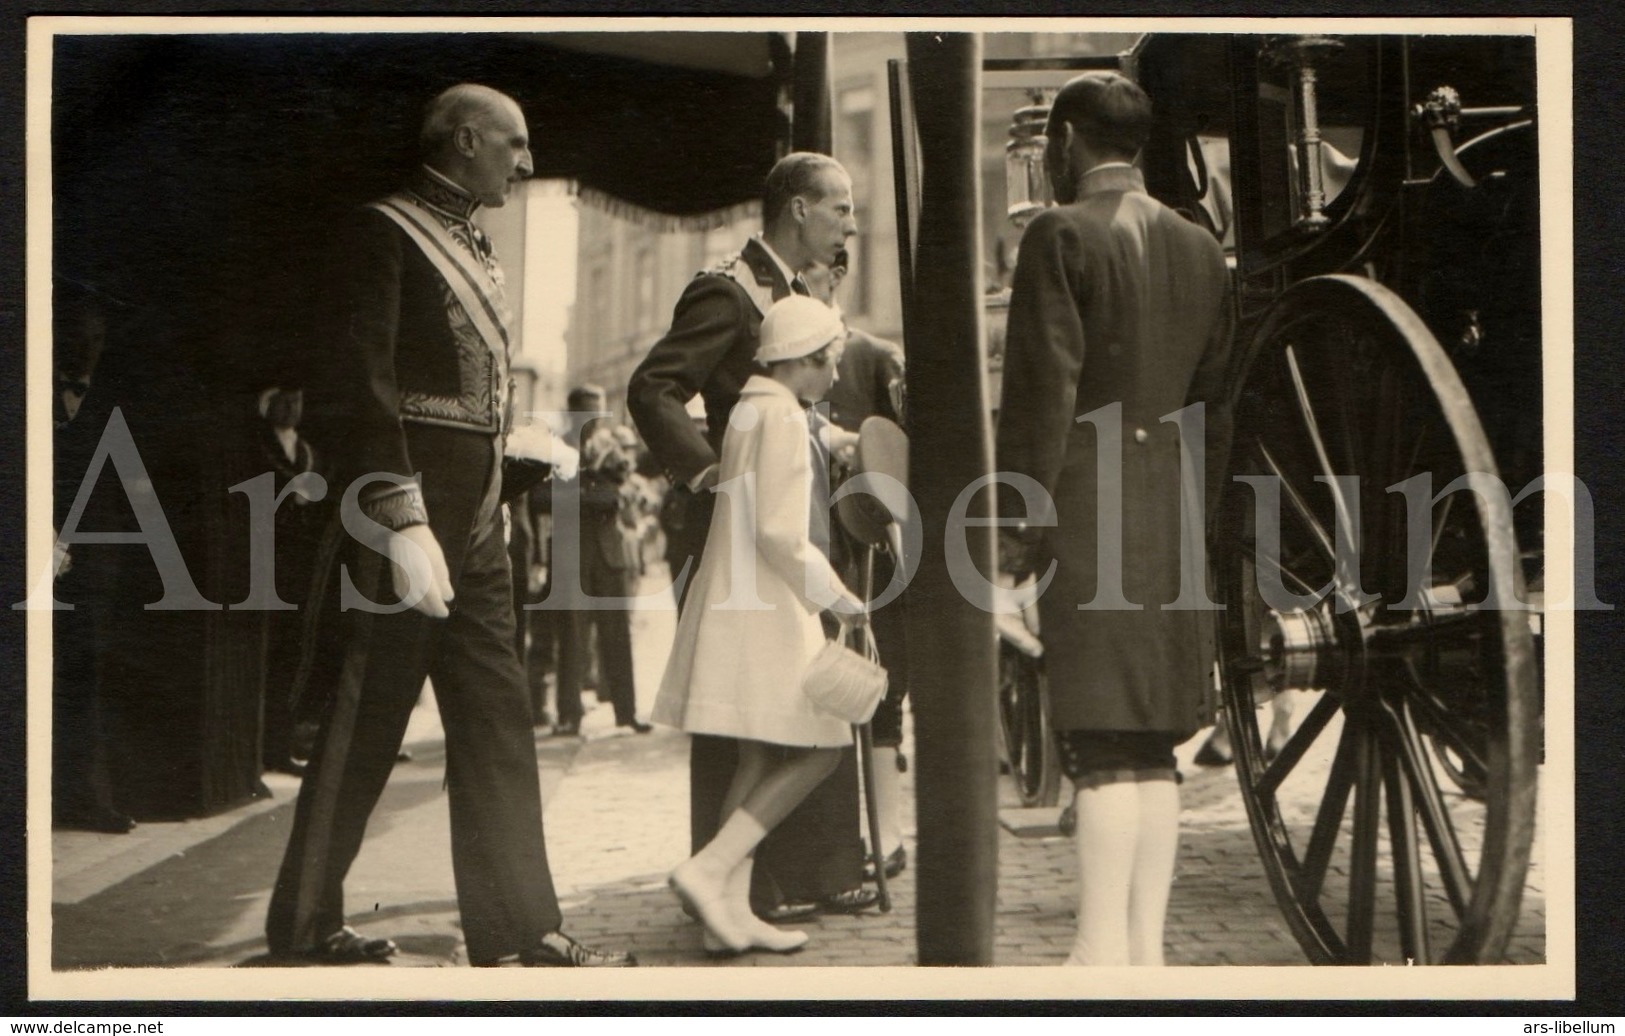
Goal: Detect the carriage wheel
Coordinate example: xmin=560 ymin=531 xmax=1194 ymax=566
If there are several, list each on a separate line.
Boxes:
xmin=997 ymin=642 xmax=1062 ymax=808
xmin=1214 ymin=275 xmax=1539 ymax=964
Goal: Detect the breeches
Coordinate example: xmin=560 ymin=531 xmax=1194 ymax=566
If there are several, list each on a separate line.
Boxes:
xmin=1055 ymin=729 xmax=1181 ymax=785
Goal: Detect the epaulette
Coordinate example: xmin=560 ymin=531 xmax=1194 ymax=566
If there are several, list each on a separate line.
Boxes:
xmin=697 ymin=251 xmax=775 ymax=319
xmin=701 ymin=251 xmax=744 ymax=279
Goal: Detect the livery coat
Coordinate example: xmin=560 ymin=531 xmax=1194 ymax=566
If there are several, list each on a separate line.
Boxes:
xmin=996 ymin=165 xmax=1233 ymax=737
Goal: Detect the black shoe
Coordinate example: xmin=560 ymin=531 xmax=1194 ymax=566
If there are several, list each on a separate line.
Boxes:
xmin=820 ymin=886 xmax=880 ymax=914
xmin=55 ymin=803 xmax=136 ymax=834
xmin=1193 ymin=735 xmax=1232 ymax=768
xmin=862 ymin=845 xmax=907 ymax=883
xmin=519 ymin=930 xmax=637 ymax=967
xmin=295 ymin=926 xmax=398 ymax=965
xmin=759 ymin=899 xmax=821 ymax=924
xmin=620 ymin=720 xmax=653 ymax=734
xmin=552 ymin=720 xmax=581 ymax=737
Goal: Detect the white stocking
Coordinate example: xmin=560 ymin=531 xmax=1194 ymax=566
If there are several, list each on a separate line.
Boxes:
xmin=1066 ymin=779 xmax=1136 ymax=966
xmin=1127 ymin=775 xmax=1179 ymax=966
xmin=872 ymin=747 xmax=904 ymax=855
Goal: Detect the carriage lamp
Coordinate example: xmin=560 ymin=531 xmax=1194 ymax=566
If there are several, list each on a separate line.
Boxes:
xmin=1005 ymin=96 xmax=1054 ymax=227
xmin=1262 ymin=34 xmax=1346 ymax=231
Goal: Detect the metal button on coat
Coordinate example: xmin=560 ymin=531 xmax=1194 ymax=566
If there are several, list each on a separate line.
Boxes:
xmin=1133 ymin=427 xmax=1150 ymax=444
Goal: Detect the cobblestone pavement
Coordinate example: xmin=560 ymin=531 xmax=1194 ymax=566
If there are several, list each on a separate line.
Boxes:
xmin=49 ymin=569 xmax=1547 ymax=980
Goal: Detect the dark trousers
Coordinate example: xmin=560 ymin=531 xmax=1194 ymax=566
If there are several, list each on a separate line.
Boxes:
xmin=266 ymin=506 xmax=562 ymax=963
xmin=508 ymin=537 xmax=556 ymax=726
xmin=672 ymin=488 xmax=862 ymax=907
xmin=52 ymin=566 xmax=119 ymax=821
xmin=555 ymin=554 xmax=637 ymax=727
xmin=533 ymin=591 xmax=565 ymax=720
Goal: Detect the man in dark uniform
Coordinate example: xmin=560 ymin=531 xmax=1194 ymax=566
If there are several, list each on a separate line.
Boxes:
xmin=995 ymin=72 xmax=1232 ymax=966
xmin=628 ymin=152 xmax=876 ymax=920
xmin=266 ymin=84 xmax=634 ymax=968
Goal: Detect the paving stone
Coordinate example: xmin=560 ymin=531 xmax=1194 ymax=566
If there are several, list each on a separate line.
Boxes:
xmin=49 ymin=574 xmax=1550 ymax=982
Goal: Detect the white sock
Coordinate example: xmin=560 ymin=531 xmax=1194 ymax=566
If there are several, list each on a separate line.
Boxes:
xmin=696 ymin=809 xmax=767 ymax=878
xmin=1127 ymin=776 xmax=1178 ymax=967
xmin=872 ymin=747 xmax=904 ymax=856
xmin=1069 ymin=780 xmax=1136 ymax=966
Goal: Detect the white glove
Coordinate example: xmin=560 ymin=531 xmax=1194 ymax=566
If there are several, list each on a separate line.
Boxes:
xmin=506 ymin=423 xmax=580 ymax=482
xmin=833 ymin=592 xmax=870 ymax=629
xmin=388 ymin=523 xmax=455 ymax=618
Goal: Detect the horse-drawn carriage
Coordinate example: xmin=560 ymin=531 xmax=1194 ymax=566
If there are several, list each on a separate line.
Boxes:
xmin=985 ymin=32 xmax=1544 ymax=965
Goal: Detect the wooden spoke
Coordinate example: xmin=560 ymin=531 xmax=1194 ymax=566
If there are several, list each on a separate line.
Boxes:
xmin=1393 ymin=698 xmax=1473 ymax=918
xmin=1239 ymin=534 xmax=1323 ymax=599
xmin=1298 ymin=722 xmax=1359 ymax=905
xmin=1430 ymin=491 xmax=1456 ymax=562
xmin=1381 ymin=710 xmax=1432 ymax=963
xmin=1255 ymin=439 xmax=1337 ymax=565
xmin=1284 ymin=345 xmax=1362 ymax=592
xmin=1345 ymin=715 xmax=1383 ymax=963
xmin=1257 ymin=690 xmax=1342 ymax=800
xmin=1406 ymin=682 xmax=1490 ymax=780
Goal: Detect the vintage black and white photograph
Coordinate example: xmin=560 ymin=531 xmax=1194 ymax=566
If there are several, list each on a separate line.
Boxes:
xmin=26 ymin=15 xmax=1574 ymax=1001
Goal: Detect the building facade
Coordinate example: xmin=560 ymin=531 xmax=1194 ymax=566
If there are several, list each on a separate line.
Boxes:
xmin=562 ymin=31 xmax=1141 ymax=428
xmin=563 ymin=33 xmax=909 ymax=426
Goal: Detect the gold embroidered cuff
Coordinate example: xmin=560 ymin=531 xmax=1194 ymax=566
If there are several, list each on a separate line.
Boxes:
xmin=361 ymin=481 xmax=429 ymax=531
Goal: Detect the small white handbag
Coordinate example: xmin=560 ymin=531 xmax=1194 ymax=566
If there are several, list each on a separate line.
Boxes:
xmin=802 ymin=625 xmax=888 ymax=725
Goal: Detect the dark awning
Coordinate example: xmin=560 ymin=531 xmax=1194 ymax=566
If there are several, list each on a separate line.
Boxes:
xmin=51 ymin=30 xmax=794 ymax=385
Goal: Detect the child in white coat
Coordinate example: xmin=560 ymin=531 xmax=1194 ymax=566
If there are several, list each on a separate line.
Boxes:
xmin=655 ymin=295 xmax=867 ymax=955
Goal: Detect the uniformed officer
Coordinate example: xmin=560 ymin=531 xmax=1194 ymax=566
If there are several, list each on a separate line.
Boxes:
xmin=628 ymin=152 xmax=878 ymax=921
xmin=266 ymin=84 xmax=635 ymax=968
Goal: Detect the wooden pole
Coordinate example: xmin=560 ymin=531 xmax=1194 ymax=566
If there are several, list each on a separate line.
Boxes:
xmin=904 ymin=32 xmax=998 ymax=966
xmin=791 ymin=32 xmax=832 ymax=155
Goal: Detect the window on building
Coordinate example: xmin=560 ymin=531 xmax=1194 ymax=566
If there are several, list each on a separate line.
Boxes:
xmin=588 ymin=264 xmax=610 ymax=355
xmin=634 ymin=246 xmax=657 ymax=335
xmin=837 ymin=82 xmax=875 ymax=319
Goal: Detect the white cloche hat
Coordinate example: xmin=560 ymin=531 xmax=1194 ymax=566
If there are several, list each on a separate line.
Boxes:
xmin=756 ymin=295 xmax=845 ymax=364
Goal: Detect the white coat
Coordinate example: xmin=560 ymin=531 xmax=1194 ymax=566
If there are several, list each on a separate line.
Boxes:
xmin=652 ymin=375 xmax=854 ymax=747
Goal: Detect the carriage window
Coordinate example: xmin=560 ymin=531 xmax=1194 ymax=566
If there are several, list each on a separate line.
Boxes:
xmin=1255 ymin=36 xmax=1369 ymax=239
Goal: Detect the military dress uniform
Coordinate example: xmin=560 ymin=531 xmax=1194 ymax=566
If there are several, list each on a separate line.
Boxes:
xmin=266 ymin=167 xmax=567 ymax=965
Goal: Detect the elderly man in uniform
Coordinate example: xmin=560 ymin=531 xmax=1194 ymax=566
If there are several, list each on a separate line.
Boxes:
xmin=629 ymin=151 xmax=878 ymax=922
xmin=996 ymin=72 xmax=1232 ymax=967
xmin=266 ymin=84 xmax=634 ymax=968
